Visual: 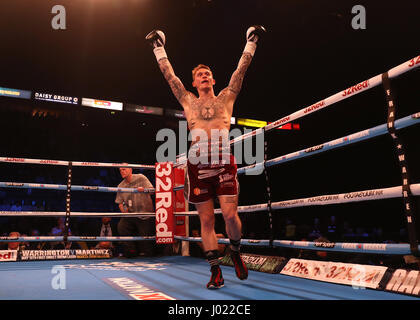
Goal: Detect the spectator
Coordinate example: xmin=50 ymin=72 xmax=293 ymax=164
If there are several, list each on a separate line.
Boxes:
xmin=49 ymin=217 xmax=74 ymax=250
xmin=92 ymin=217 xmax=119 ymax=256
xmin=7 ymin=231 xmax=22 ymax=251
xmin=50 ymin=217 xmax=68 ymax=236
xmin=115 ymin=164 xmax=156 ymax=258
xmin=49 ymin=224 xmax=80 ymax=250
xmin=296 ymin=238 xmax=313 ymax=260
xmin=51 ymin=235 xmax=81 ymax=250
xmin=296 ymin=222 xmax=311 ymax=240
xmin=19 ymin=233 xmax=29 ymax=251
xmin=402 ymin=254 xmax=420 ymax=270
xmin=355 ymin=227 xmax=369 ymax=242
xmin=28 ymin=229 xmax=47 ymax=250
xmin=326 ymin=215 xmax=338 ymax=241
xmin=308 ymin=217 xmax=322 ymax=240
xmin=342 ymin=220 xmax=354 ymax=240
xmin=284 ymin=218 xmax=296 ymax=240
xmin=313 ymin=236 xmax=331 ymax=260
xmin=10 ymin=201 xmax=22 ymax=211
xmin=371 ymin=227 xmax=384 ymax=242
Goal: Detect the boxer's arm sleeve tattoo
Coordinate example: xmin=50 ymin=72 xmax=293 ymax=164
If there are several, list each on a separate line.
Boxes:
xmin=158 ymin=58 xmax=189 ymax=103
xmin=228 ymin=52 xmax=253 ymax=95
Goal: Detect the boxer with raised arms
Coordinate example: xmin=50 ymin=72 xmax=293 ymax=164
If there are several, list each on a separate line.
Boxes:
xmin=146 ymin=25 xmax=265 ymax=289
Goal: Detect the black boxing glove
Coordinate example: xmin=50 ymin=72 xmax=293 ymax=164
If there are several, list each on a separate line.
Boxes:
xmin=145 ymin=29 xmax=167 ymax=61
xmin=244 ymin=25 xmax=266 ymax=57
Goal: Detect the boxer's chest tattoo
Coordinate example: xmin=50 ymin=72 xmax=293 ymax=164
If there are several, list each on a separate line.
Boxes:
xmin=191 ymin=99 xmax=225 ymax=121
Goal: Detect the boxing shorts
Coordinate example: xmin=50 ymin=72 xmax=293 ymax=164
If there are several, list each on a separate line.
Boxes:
xmin=184 ymin=142 xmax=239 ymax=204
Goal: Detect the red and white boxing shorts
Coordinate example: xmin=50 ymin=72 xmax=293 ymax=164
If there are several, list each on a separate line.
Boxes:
xmin=184 ymin=148 xmax=239 ymax=204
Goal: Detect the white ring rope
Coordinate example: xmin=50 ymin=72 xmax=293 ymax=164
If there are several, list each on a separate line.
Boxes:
xmin=0 ymin=211 xmax=156 ymax=217
xmin=0 ymin=234 xmax=416 ymax=255
xmin=256 ymin=54 xmax=419 ymax=134
xmin=238 ymin=112 xmax=420 ymax=174
xmin=0 ymin=236 xmax=155 ymax=242
xmin=0 ymin=158 xmax=155 ymax=169
xmin=173 ymin=236 xmax=420 ymax=255
xmin=1 ymin=183 xmax=419 ymax=217
xmin=0 ymin=182 xmax=183 ymax=193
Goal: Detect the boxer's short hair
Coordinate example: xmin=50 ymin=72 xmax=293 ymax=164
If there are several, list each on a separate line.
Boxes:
xmin=192 ymin=64 xmax=212 ymax=81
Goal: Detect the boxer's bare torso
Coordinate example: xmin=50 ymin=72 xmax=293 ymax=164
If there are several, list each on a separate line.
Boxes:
xmin=157 ymin=54 xmax=252 ymax=144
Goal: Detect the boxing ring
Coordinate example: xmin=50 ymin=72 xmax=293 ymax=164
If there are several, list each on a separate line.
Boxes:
xmin=1 ymin=256 xmax=418 ymax=300
xmin=1 ymin=54 xmax=420 ymax=301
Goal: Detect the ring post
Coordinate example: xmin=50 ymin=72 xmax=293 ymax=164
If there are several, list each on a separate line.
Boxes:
xmin=155 ymin=162 xmax=175 ymax=245
xmin=174 ymin=166 xmax=189 ymax=256
xmin=263 ymin=133 xmax=274 ymax=247
xmin=64 ymin=161 xmax=72 ymax=243
xmin=382 ymin=72 xmax=420 ymax=256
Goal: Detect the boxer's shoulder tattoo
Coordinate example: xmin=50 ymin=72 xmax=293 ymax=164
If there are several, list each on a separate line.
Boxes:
xmin=228 ymin=52 xmax=253 ymax=95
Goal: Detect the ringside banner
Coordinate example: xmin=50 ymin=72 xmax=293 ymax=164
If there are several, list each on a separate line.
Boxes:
xmin=19 ymin=249 xmax=111 ymax=260
xmin=0 ymin=250 xmax=18 ymax=262
xmin=281 ymin=258 xmax=388 ymax=289
xmin=385 ymin=269 xmax=420 ymax=297
xmin=155 ymin=162 xmax=175 ymax=244
xmin=104 ymin=277 xmax=175 ymax=300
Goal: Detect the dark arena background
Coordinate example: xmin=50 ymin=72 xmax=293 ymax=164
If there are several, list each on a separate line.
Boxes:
xmin=0 ymin=0 xmax=420 ymax=312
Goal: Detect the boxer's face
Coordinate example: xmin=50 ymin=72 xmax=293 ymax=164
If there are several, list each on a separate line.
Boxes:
xmin=193 ymin=68 xmax=215 ymax=91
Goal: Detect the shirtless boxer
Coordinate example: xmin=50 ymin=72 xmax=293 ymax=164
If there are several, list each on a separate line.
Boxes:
xmin=146 ymin=25 xmax=265 ymax=289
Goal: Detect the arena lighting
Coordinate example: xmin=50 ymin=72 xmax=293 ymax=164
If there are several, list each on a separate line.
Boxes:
xmin=237 ymin=118 xmax=300 ymax=130
xmin=237 ymin=118 xmax=267 ymax=128
xmin=0 ymin=87 xmax=31 ymax=99
xmin=31 ymin=108 xmax=60 ymax=118
xmin=81 ymin=98 xmax=123 ymax=111
xmin=165 ymin=108 xmax=186 ymax=119
xmin=124 ymin=104 xmax=164 ymax=116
